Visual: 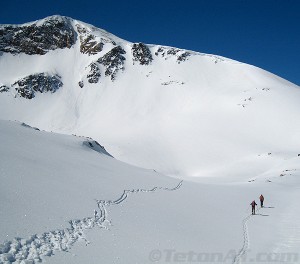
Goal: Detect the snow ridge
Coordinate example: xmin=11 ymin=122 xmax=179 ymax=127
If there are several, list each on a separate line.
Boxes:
xmin=0 ymin=181 xmax=183 ymax=264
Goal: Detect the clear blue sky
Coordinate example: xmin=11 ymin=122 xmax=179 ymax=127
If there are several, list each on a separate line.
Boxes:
xmin=1 ymin=0 xmax=299 ymax=85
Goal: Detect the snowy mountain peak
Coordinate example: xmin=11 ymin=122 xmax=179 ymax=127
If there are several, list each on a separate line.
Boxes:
xmin=0 ymin=15 xmax=76 ymax=55
xmin=0 ymin=16 xmax=299 ymax=179
xmin=0 ymin=15 xmax=130 ymax=56
xmin=0 ymin=15 xmax=204 ymax=96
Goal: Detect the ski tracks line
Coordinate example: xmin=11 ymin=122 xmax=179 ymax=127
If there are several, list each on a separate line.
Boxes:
xmin=232 ymin=207 xmax=261 ymax=264
xmin=96 ymin=180 xmax=183 ymax=207
xmin=0 ymin=180 xmax=183 ymax=264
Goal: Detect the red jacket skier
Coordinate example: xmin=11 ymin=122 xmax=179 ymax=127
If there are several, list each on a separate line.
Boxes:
xmin=251 ymin=200 xmax=257 ymax=215
xmin=259 ymin=194 xmax=264 ymax=207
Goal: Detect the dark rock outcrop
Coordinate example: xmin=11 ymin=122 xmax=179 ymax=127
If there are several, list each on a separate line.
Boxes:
xmin=0 ymin=85 xmax=9 ymax=92
xmin=21 ymin=122 xmax=40 ymax=131
xmin=155 ymin=47 xmax=191 ymax=63
xmin=86 ymin=62 xmax=101 ymax=83
xmin=12 ymin=73 xmax=63 ymax=99
xmin=78 ymin=81 xmax=84 ymax=88
xmin=0 ymin=16 xmax=76 ymax=55
xmin=132 ymin=43 xmax=153 ymax=65
xmin=177 ymin=52 xmax=191 ymax=62
xmin=97 ymin=46 xmax=126 ymax=81
xmin=82 ymin=46 xmax=126 ymax=84
xmin=76 ymin=25 xmax=104 ymax=55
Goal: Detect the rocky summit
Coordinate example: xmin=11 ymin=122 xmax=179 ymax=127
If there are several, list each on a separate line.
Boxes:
xmin=0 ymin=16 xmax=76 ymax=55
xmin=0 ymin=15 xmax=196 ymax=98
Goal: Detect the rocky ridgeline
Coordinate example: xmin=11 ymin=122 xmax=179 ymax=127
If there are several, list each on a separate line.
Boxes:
xmin=83 ymin=43 xmax=154 ymax=86
xmin=76 ymin=24 xmax=120 ymax=56
xmin=132 ymin=43 xmax=153 ymax=65
xmin=0 ymin=16 xmax=76 ymax=55
xmin=12 ymin=73 xmax=63 ymax=99
xmin=155 ymin=46 xmax=191 ymax=63
xmin=0 ymin=16 xmax=194 ymax=93
xmin=76 ymin=24 xmax=104 ymax=55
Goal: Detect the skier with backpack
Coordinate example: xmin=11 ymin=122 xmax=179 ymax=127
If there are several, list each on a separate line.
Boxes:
xmin=259 ymin=194 xmax=264 ymax=207
xmin=251 ymin=200 xmax=257 ymax=215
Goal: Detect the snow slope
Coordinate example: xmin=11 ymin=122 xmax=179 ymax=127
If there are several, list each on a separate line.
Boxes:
xmin=1 ymin=120 xmax=300 ymax=264
xmin=1 ymin=16 xmax=300 ymax=264
xmin=0 ymin=16 xmax=299 ymax=180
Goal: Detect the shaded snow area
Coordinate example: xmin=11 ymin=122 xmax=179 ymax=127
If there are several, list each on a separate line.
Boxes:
xmin=1 ymin=120 xmax=300 ymax=264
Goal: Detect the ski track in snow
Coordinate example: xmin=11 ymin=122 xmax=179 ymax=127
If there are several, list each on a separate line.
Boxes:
xmin=232 ymin=207 xmax=261 ymax=264
xmin=0 ymin=181 xmax=183 ymax=264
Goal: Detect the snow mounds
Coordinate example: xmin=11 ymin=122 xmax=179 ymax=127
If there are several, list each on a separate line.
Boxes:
xmin=0 ymin=180 xmax=182 ymax=264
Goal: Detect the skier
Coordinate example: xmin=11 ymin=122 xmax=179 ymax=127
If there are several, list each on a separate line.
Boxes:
xmin=259 ymin=194 xmax=264 ymax=207
xmin=251 ymin=200 xmax=257 ymax=215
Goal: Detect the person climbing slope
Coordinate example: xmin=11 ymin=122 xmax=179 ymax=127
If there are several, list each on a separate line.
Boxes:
xmin=251 ymin=200 xmax=257 ymax=215
xmin=259 ymin=194 xmax=264 ymax=207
